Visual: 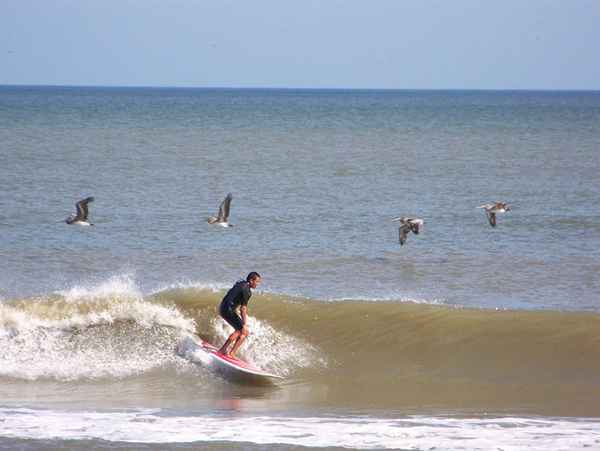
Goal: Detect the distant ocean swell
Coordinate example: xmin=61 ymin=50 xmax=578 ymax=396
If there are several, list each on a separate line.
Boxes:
xmin=2 ymin=275 xmax=600 ymax=415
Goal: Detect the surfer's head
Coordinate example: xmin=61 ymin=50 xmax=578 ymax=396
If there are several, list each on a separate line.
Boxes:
xmin=246 ymin=272 xmax=262 ymax=289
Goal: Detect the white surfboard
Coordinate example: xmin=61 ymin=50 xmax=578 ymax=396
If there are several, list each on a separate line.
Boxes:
xmin=177 ymin=336 xmax=283 ymax=383
xmin=198 ymin=340 xmax=283 ymax=381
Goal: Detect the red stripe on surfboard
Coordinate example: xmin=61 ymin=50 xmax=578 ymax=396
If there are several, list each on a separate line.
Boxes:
xmin=214 ymin=353 xmax=262 ymax=371
xmin=199 ymin=340 xmax=271 ymax=374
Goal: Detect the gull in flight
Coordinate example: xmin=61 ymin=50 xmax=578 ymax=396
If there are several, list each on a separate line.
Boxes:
xmin=66 ymin=197 xmax=95 ymax=226
xmin=478 ymin=202 xmax=510 ymax=227
xmin=207 ymin=193 xmax=233 ymax=227
xmin=392 ymin=217 xmax=424 ymax=245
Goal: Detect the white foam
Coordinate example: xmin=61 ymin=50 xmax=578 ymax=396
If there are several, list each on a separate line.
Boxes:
xmin=325 ymin=294 xmax=445 ymax=305
xmin=149 ymin=280 xmax=230 ymax=296
xmin=175 ymin=336 xmax=214 ymax=367
xmin=0 ymin=275 xmax=197 ymax=380
xmin=1 ymin=408 xmax=599 ymax=450
xmin=56 ymin=273 xmax=143 ymax=304
xmin=206 ymin=315 xmax=326 ymax=376
xmin=2 ymin=275 xmax=196 ymax=333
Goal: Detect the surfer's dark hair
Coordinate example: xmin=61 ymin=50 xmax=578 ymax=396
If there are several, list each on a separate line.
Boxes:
xmin=246 ymin=272 xmax=261 ymax=282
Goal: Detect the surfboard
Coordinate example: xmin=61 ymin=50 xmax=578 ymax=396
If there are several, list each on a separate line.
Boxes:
xmin=197 ymin=339 xmax=283 ymax=382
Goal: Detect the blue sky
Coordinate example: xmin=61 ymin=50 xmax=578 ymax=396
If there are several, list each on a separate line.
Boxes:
xmin=1 ymin=0 xmax=599 ymax=89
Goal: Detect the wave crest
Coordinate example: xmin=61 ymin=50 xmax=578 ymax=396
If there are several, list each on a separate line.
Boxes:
xmin=0 ymin=275 xmax=195 ymax=380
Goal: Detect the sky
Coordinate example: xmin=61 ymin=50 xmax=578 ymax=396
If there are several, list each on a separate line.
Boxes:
xmin=1 ymin=0 xmax=599 ymax=90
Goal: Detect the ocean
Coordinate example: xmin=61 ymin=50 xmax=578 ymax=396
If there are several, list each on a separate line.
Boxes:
xmin=1 ymin=86 xmax=600 ymax=450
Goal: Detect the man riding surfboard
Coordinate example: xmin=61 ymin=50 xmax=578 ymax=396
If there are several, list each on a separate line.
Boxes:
xmin=218 ymin=272 xmax=262 ymax=358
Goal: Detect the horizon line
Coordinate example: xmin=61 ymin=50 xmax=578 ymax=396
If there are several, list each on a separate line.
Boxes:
xmin=1 ymin=83 xmax=599 ymax=93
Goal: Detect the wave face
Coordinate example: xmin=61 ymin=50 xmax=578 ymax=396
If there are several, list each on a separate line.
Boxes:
xmin=223 ymin=290 xmax=600 ymax=416
xmin=2 ymin=277 xmax=600 ymax=415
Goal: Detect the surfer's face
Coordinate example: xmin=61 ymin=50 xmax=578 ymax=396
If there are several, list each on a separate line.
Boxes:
xmin=248 ymin=277 xmax=261 ymax=289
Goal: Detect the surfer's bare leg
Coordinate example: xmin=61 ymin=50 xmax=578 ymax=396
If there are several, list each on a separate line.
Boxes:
xmin=219 ymin=330 xmax=241 ymax=355
xmin=228 ymin=327 xmax=249 ymax=358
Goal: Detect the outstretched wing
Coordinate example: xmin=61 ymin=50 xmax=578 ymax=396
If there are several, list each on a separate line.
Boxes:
xmin=76 ymin=197 xmax=94 ymax=220
xmin=399 ymin=224 xmax=410 ymax=245
xmin=218 ymin=193 xmax=232 ymax=221
xmin=487 ymin=211 xmax=496 ymax=227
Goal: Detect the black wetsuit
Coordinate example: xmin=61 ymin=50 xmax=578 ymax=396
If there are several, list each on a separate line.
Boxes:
xmin=219 ymin=280 xmax=252 ymax=331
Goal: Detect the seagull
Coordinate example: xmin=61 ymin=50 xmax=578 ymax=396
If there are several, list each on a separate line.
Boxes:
xmin=207 ymin=193 xmax=233 ymax=227
xmin=478 ymin=202 xmax=510 ymax=227
xmin=66 ymin=197 xmax=95 ymax=226
xmin=392 ymin=217 xmax=424 ymax=245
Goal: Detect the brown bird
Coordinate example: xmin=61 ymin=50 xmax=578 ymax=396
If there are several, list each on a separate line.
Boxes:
xmin=207 ymin=193 xmax=233 ymax=227
xmin=66 ymin=197 xmax=95 ymax=226
xmin=392 ymin=217 xmax=424 ymax=245
xmin=478 ymin=202 xmax=510 ymax=227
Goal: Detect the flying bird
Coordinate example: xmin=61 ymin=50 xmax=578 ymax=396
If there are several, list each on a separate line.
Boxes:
xmin=392 ymin=217 xmax=424 ymax=245
xmin=207 ymin=193 xmax=233 ymax=227
xmin=66 ymin=197 xmax=95 ymax=226
xmin=478 ymin=202 xmax=510 ymax=227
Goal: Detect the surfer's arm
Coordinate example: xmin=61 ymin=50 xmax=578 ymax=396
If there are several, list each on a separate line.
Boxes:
xmin=240 ymin=305 xmax=248 ymax=327
xmin=239 ymin=305 xmax=250 ymax=337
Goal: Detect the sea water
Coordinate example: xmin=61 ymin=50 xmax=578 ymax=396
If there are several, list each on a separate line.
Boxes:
xmin=1 ymin=86 xmax=600 ymax=450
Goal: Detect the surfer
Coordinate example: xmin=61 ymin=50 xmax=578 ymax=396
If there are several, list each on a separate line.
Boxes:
xmin=218 ymin=272 xmax=262 ymax=357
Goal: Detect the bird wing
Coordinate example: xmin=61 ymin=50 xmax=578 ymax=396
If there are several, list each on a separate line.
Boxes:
xmin=218 ymin=193 xmax=232 ymax=221
xmin=487 ymin=211 xmax=496 ymax=227
xmin=76 ymin=197 xmax=94 ymax=220
xmin=399 ymin=224 xmax=410 ymax=245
